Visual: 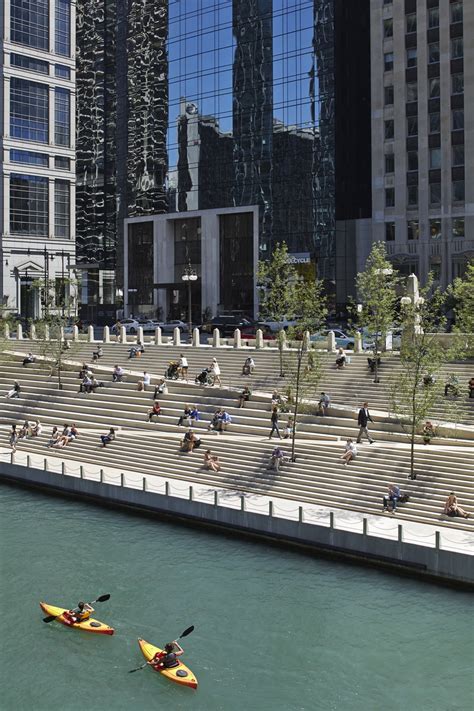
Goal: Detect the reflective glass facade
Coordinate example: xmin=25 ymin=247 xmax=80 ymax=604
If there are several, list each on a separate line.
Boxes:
xmin=10 ymin=0 xmax=49 ymax=50
xmin=10 ymin=77 xmax=49 ymax=143
xmin=76 ymin=0 xmax=371 ymax=300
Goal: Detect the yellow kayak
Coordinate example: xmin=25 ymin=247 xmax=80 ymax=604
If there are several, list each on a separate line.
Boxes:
xmin=40 ymin=602 xmax=115 ymax=635
xmin=138 ymin=638 xmax=198 ymax=689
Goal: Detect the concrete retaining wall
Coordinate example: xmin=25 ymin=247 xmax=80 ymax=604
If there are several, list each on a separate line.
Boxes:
xmin=1 ymin=461 xmax=472 ymax=587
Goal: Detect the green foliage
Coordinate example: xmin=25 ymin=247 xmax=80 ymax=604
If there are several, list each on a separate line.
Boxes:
xmin=257 ymin=243 xmax=297 ymax=321
xmin=447 ymin=261 xmax=474 ymax=351
xmin=291 ymin=278 xmax=327 ymax=338
xmin=355 ymin=242 xmax=400 ymax=355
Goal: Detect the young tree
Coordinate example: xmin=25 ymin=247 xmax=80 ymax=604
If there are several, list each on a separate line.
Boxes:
xmin=447 ymin=260 xmax=474 ymax=353
xmin=388 ymin=275 xmax=455 ymax=479
xmin=355 ymin=242 xmax=400 ymax=383
xmin=284 ymin=276 xmax=328 ymax=462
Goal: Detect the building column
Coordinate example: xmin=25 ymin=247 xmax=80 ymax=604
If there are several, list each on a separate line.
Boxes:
xmin=48 ymin=178 xmax=55 ymax=239
xmin=48 ymin=86 xmax=55 ymax=147
xmin=49 ymin=0 xmax=56 ymax=54
xmin=200 ymin=212 xmax=219 ymax=317
xmin=2 ymin=174 xmax=10 ymax=236
xmin=155 ymin=218 xmax=174 ymax=320
xmin=3 ymin=76 xmax=10 ymax=138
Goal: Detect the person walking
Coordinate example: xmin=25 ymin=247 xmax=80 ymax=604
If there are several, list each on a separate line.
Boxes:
xmin=357 ymin=402 xmax=374 ymax=444
xmin=210 ymin=358 xmax=221 ymax=387
xmin=6 ymin=381 xmax=21 ymax=399
xmin=9 ymin=424 xmax=18 ymax=452
xmin=269 ymin=406 xmax=282 ymax=439
xmin=178 ymin=354 xmax=189 ymax=380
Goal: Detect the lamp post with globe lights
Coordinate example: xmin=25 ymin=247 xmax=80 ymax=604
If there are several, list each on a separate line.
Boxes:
xmin=181 ymin=262 xmax=198 ymax=340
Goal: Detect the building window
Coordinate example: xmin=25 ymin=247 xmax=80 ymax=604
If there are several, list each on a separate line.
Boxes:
xmin=385 ymin=153 xmax=395 ymax=174
xmin=452 ymin=144 xmax=464 ymax=167
xmin=451 ymin=73 xmax=464 ymax=95
xmin=430 ymin=220 xmax=441 ymax=239
xmin=428 ymin=42 xmax=440 ymax=64
xmin=452 ymin=180 xmax=465 ymax=202
xmin=10 ymin=173 xmax=48 ymax=236
xmin=10 ymin=0 xmax=48 ymax=50
xmin=10 ymin=53 xmax=48 ymax=74
xmin=453 ymin=218 xmax=464 ymax=238
xmin=406 ymin=82 xmax=418 ymax=102
xmin=55 ymin=64 xmax=71 ymax=79
xmin=54 ymin=88 xmax=70 ymax=147
xmin=452 ymin=109 xmax=464 ymax=131
xmin=407 ymin=116 xmax=418 ymax=136
xmin=407 ymin=185 xmax=418 ymax=207
xmin=430 ymin=259 xmax=442 ymax=282
xmin=10 ymin=149 xmax=48 ymax=166
xmin=55 ymin=180 xmax=70 ymax=238
xmin=384 ymin=120 xmax=394 ymax=140
xmin=430 ymin=183 xmax=441 ymax=206
xmin=407 ymin=220 xmax=419 ymax=240
xmin=383 ymin=0 xmax=392 ymax=4
xmin=407 ymin=151 xmax=418 ymax=172
xmin=406 ymin=13 xmax=417 ymax=34
xmin=429 ymin=147 xmax=441 ymax=169
xmin=384 ymin=85 xmax=394 ymax=105
xmin=428 ymin=7 xmax=440 ymax=28
xmin=384 ymin=52 xmax=394 ymax=71
xmin=385 ymin=188 xmax=395 ymax=208
xmin=383 ymin=19 xmax=393 ymax=38
xmin=429 ymin=78 xmax=440 ymax=98
xmin=451 ymin=38 xmax=463 ymax=59
xmin=55 ymin=0 xmax=71 ymax=56
xmin=385 ymin=222 xmax=395 ymax=241
xmin=55 ymin=156 xmax=71 ymax=170
xmin=406 ymin=48 xmax=417 ymax=68
xmin=10 ymin=78 xmax=48 ymax=143
xmin=429 ymin=112 xmax=440 ymax=133
xmin=450 ymin=1 xmax=463 ymax=24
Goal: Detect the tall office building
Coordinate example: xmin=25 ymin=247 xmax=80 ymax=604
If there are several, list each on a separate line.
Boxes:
xmin=366 ymin=0 xmax=473 ymax=287
xmin=0 ymin=0 xmax=76 ymax=320
xmin=76 ymin=0 xmax=371 ymax=321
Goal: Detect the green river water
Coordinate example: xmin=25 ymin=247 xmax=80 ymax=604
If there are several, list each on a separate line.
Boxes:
xmin=0 ymin=484 xmax=473 ymax=711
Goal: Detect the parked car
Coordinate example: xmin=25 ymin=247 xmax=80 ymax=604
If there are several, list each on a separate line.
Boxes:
xmin=201 ymin=315 xmax=254 ymax=336
xmin=310 ymin=329 xmax=356 ymax=350
xmin=258 ymin=318 xmax=298 ymax=333
xmin=111 ymin=318 xmax=140 ymax=335
xmin=157 ymin=320 xmax=189 ymax=333
xmin=240 ymin=322 xmax=276 ymax=340
xmin=362 ymin=328 xmax=402 ymax=351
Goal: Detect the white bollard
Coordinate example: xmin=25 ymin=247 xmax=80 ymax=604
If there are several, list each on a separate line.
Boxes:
xmin=192 ymin=327 xmax=200 ymax=347
xmin=255 ymin=329 xmax=264 ymax=349
xmin=303 ymin=330 xmax=311 ymax=350
xmin=137 ymin=326 xmax=144 ymax=344
xmin=155 ymin=326 xmax=162 ymax=345
xmin=73 ymin=325 xmax=80 ymax=341
xmin=327 ymin=330 xmax=336 ymax=352
xmin=88 ymin=324 xmax=95 ymax=342
xmin=4 ymin=323 xmax=10 ymax=339
xmin=60 ymin=326 xmax=65 ymax=343
xmin=103 ymin=325 xmax=110 ymax=343
xmin=354 ymin=331 xmax=362 ymax=353
xmin=212 ymin=328 xmax=221 ymax=348
xmin=278 ymin=329 xmax=287 ymax=350
xmin=17 ymin=324 xmax=23 ymax=340
xmin=44 ymin=324 xmax=50 ymax=341
xmin=30 ymin=323 xmax=36 ymax=340
xmin=173 ymin=327 xmax=181 ymax=346
xmin=233 ymin=328 xmax=241 ymax=349
xmin=120 ymin=325 xmax=127 ymax=343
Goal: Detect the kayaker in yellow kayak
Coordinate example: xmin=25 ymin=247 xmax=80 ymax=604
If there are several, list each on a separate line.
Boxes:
xmin=148 ymin=641 xmax=184 ymax=669
xmin=64 ymin=601 xmax=94 ymax=625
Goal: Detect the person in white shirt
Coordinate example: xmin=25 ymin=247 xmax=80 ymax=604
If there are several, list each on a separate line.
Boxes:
xmin=210 ymin=358 xmax=221 ymax=387
xmin=340 ymin=439 xmax=357 ymax=466
xmin=178 ymin=354 xmax=189 ymax=380
xmin=138 ymin=371 xmax=151 ymax=391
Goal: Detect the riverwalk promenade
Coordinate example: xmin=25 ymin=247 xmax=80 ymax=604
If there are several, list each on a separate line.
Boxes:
xmin=1 ymin=337 xmax=473 ymax=585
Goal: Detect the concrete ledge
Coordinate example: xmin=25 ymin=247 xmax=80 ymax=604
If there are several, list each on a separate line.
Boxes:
xmin=1 ymin=461 xmax=473 ymax=588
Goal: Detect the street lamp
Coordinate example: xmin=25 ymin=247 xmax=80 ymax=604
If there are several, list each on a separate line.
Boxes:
xmin=181 ymin=262 xmax=198 ymax=339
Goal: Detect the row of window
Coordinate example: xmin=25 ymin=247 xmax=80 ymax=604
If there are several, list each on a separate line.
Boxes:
xmin=10 ymin=53 xmax=71 ymax=79
xmin=9 ymin=174 xmax=70 ymax=238
xmin=384 ymin=108 xmax=464 ymax=141
xmin=10 ymin=0 xmax=71 ymax=56
xmin=385 ymin=181 xmax=465 ymax=208
xmin=10 ymin=149 xmax=71 ymax=170
xmin=384 ymin=73 xmax=463 ymax=106
xmin=384 ymin=38 xmax=463 ymax=71
xmin=385 ymin=218 xmax=465 ymax=242
xmin=383 ymin=2 xmax=463 ymax=38
xmin=385 ymin=144 xmax=465 ymax=175
xmin=9 ymin=78 xmax=70 ymax=146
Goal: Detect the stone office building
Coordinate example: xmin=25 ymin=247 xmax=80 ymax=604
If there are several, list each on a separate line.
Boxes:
xmin=0 ymin=0 xmax=76 ymax=320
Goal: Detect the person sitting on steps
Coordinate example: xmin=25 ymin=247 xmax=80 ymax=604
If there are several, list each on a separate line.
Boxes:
xmin=22 ymin=352 xmax=36 ymax=367
xmin=238 ymin=386 xmax=251 ymax=408
xmin=154 ymin=379 xmax=168 ymax=398
xmin=443 ymin=492 xmax=469 ymax=519
xmin=204 ymin=449 xmax=221 ymax=472
xmin=100 ymin=428 xmax=115 ymax=447
xmin=335 ymin=348 xmax=346 ymax=369
xmin=269 ymin=446 xmax=285 ymax=472
xmin=92 ymin=346 xmax=103 ymax=361
xmin=147 ymin=401 xmax=162 ymax=422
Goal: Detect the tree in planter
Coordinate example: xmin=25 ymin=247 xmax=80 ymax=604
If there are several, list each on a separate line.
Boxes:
xmin=388 ymin=275 xmax=457 ymax=480
xmin=283 ymin=277 xmax=327 ymax=462
xmin=257 ymin=242 xmax=298 ymax=377
xmin=355 ymin=242 xmax=400 ymax=383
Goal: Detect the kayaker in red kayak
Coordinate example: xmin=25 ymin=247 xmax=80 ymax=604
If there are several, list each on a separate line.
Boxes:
xmin=63 ymin=601 xmax=94 ymax=625
xmin=148 ymin=641 xmax=184 ymax=669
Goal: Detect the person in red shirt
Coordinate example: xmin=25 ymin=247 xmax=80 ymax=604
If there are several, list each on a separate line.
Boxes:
xmin=147 ymin=401 xmax=161 ymax=422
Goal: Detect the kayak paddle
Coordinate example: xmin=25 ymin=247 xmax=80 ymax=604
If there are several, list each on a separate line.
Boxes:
xmin=128 ymin=625 xmax=195 ymax=673
xmin=42 ymin=594 xmax=111 ymax=623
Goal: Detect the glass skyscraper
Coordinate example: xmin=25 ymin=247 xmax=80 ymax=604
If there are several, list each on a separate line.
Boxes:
xmin=76 ymin=0 xmax=371 ymax=320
